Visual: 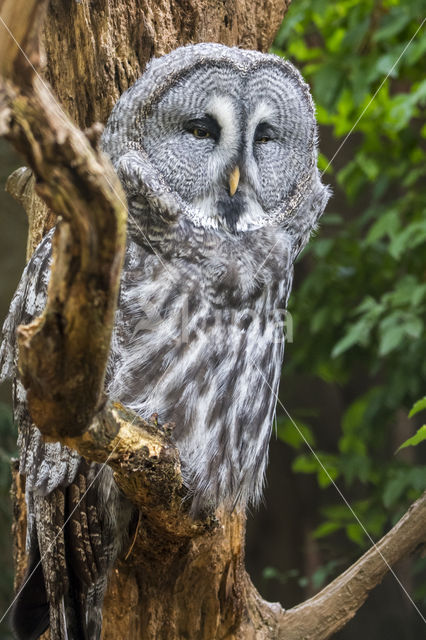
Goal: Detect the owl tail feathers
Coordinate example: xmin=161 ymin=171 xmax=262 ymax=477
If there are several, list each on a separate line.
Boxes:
xmin=10 ymin=543 xmax=49 ymax=640
xmin=10 ymin=540 xmax=101 ymax=640
xmin=46 ymin=565 xmax=104 ymax=640
xmin=43 ymin=579 xmax=103 ymax=640
xmin=83 ymin=581 xmax=106 ymax=640
xmin=60 ymin=580 xmax=103 ymax=640
xmin=60 ymin=572 xmax=105 ymax=640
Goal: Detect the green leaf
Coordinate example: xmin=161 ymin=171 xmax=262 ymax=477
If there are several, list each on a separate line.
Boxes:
xmin=373 ymin=11 xmax=411 ymax=43
xmin=318 ymin=464 xmax=338 ymax=488
xmin=378 ymin=324 xmax=406 ymax=356
xmin=292 ymin=453 xmax=339 ymax=487
xmin=277 ymin=419 xmax=316 ymax=450
xmin=358 ymin=154 xmax=379 ymax=181
xmin=292 ymin=454 xmax=318 ymax=474
xmin=313 ymin=521 xmax=341 ymax=539
xmin=365 ymin=209 xmax=400 ymax=245
xmin=378 ymin=312 xmax=423 ymax=356
xmin=397 ymin=425 xmax=426 ymax=451
xmin=409 ymin=397 xmax=426 ymax=418
xmin=331 ymin=318 xmax=371 ymax=357
xmin=383 ymin=475 xmax=406 ymax=508
xmin=313 ymin=63 xmax=346 ymax=111
xmin=346 ymin=523 xmax=365 ymax=546
xmin=389 ymin=222 xmax=426 ymax=259
xmin=384 ymin=468 xmax=426 ymax=507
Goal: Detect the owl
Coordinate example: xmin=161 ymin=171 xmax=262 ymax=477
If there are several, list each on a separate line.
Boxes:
xmin=0 ymin=44 xmax=329 ymax=640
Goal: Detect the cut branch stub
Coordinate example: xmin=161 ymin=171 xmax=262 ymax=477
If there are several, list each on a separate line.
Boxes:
xmin=60 ymin=400 xmax=215 ymax=539
xmin=6 ymin=167 xmax=56 ymax=258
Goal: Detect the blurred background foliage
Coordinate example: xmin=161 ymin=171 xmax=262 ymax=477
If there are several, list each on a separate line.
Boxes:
xmin=274 ymin=0 xmax=426 ymax=543
xmin=0 ymin=0 xmax=425 ymax=638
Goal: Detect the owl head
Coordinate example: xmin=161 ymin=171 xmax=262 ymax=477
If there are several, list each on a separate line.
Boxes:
xmin=102 ymin=43 xmax=329 ymax=236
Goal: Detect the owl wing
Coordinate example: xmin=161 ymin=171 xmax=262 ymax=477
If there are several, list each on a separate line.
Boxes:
xmin=0 ymin=230 xmax=82 ymax=495
xmin=0 ymin=230 xmax=121 ymax=640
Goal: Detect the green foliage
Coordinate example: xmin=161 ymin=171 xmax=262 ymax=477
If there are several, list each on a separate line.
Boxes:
xmin=398 ymin=397 xmax=426 ymax=450
xmin=409 ymin=397 xmax=426 ymax=418
xmin=273 ymin=0 xmax=426 ymax=562
xmin=262 ymin=559 xmax=343 ymax=591
xmin=397 ymin=425 xmax=426 ymax=450
xmin=277 ymin=416 xmax=316 ymax=449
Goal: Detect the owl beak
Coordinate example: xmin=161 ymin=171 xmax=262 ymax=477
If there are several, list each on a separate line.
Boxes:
xmin=229 ymin=166 xmax=240 ymax=197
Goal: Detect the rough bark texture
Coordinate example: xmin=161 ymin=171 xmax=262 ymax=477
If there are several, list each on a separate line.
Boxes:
xmin=42 ymin=0 xmax=290 ymax=125
xmin=1 ymin=0 xmax=426 ymax=639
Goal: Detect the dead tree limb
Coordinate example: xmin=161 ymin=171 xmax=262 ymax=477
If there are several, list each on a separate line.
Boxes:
xmin=1 ymin=0 xmax=425 ymax=638
xmin=273 ymin=490 xmax=426 ymax=638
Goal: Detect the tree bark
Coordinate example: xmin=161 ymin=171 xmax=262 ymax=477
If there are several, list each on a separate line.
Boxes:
xmin=1 ymin=1 xmax=425 ymax=639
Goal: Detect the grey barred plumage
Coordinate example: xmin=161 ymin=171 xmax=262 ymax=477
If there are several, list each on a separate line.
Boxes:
xmin=0 ymin=43 xmax=330 ymax=639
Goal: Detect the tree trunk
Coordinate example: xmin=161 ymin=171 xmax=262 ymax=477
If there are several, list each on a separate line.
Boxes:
xmin=102 ymin=510 xmax=250 ymax=639
xmin=2 ymin=1 xmax=426 ymax=639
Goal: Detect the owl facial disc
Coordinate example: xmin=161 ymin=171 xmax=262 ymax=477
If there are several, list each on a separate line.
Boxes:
xmin=102 ymin=43 xmax=327 ymax=234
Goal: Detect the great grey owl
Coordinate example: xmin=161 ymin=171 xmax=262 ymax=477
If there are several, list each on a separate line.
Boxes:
xmin=0 ymin=43 xmax=329 ymax=639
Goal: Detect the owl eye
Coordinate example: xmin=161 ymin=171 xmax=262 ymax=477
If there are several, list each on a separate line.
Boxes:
xmin=185 ymin=115 xmax=220 ymax=141
xmin=254 ymin=122 xmax=275 ymax=145
xmin=191 ymin=127 xmax=211 ymax=139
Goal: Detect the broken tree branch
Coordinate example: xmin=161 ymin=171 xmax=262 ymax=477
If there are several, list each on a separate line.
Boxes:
xmin=62 ymin=399 xmax=213 ymax=538
xmin=1 ymin=0 xmax=206 ymax=539
xmin=1 ymin=0 xmax=127 ymax=439
xmin=272 ymin=489 xmax=426 ymax=638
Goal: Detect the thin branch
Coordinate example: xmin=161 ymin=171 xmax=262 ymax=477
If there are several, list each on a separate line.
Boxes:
xmin=260 ymin=490 xmax=426 ymax=638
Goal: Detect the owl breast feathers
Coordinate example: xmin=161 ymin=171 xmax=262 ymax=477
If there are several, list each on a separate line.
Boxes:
xmin=0 ymin=43 xmax=329 ymax=640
